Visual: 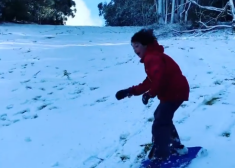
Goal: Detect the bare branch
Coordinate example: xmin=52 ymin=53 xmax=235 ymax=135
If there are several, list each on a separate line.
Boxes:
xmin=171 ymin=24 xmax=232 ymax=34
xmin=189 ymin=0 xmax=229 ymax=12
xmin=185 ymin=1 xmax=191 ymax=22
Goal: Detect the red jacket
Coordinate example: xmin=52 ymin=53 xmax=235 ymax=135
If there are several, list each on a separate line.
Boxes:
xmin=129 ymin=40 xmax=189 ymax=102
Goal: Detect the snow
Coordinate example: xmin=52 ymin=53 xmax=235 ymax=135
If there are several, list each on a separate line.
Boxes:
xmin=0 ymin=23 xmax=235 ymax=168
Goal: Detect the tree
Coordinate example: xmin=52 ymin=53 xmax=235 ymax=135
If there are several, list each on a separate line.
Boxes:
xmin=0 ymin=0 xmax=76 ymax=25
xmin=97 ymin=0 xmax=235 ymax=32
xmin=171 ymin=0 xmax=176 ymax=23
xmin=98 ymin=0 xmax=158 ymax=26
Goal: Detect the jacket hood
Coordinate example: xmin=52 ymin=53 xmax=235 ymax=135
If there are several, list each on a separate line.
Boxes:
xmin=140 ymin=40 xmax=164 ymax=63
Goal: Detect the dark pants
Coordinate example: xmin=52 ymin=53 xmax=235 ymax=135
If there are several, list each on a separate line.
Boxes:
xmin=151 ymin=101 xmax=183 ymax=159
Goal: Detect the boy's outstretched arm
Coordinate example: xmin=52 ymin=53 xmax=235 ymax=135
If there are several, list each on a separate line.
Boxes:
xmin=129 ymin=77 xmax=151 ymax=96
xmin=115 ymin=77 xmax=151 ymax=100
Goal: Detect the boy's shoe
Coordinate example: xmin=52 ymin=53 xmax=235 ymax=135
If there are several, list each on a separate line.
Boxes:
xmin=171 ymin=144 xmax=188 ymax=155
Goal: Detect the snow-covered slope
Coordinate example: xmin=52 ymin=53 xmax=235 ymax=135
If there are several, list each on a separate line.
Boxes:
xmin=0 ymin=23 xmax=235 ymax=168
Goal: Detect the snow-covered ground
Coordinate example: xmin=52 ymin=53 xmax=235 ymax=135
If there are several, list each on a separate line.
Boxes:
xmin=0 ymin=23 xmax=235 ymax=168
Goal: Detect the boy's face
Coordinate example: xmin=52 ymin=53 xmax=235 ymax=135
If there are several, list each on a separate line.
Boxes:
xmin=131 ymin=42 xmax=146 ymax=58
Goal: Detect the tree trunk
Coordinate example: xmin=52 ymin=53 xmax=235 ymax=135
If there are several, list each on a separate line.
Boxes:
xmin=171 ymin=0 xmax=176 ymax=23
xmin=154 ymin=0 xmax=157 ymax=13
xmin=229 ymin=0 xmax=235 ymax=21
xmin=175 ymin=0 xmax=179 ymax=21
xmin=162 ymin=0 xmax=166 ymax=20
xmin=184 ymin=0 xmax=191 ymax=23
xmin=165 ymin=0 xmax=168 ymax=24
xmin=179 ymin=0 xmax=185 ymax=23
xmin=157 ymin=0 xmax=164 ymax=23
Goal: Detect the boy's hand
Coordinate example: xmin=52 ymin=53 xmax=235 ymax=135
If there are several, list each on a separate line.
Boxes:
xmin=142 ymin=92 xmax=151 ymax=105
xmin=115 ymin=88 xmax=132 ymax=100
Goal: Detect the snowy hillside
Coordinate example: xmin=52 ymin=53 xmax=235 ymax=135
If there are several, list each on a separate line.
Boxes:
xmin=0 ymin=23 xmax=235 ymax=168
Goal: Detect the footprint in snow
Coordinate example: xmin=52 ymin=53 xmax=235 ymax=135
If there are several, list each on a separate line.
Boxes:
xmin=33 ymin=57 xmax=40 ymax=61
xmin=0 ymin=114 xmax=7 ymax=120
xmin=48 ymin=106 xmax=58 ymax=110
xmin=45 ymin=36 xmax=55 ymax=39
xmin=39 ymin=79 xmax=46 ymax=83
xmin=221 ymin=132 xmax=231 ymax=137
xmin=180 ymin=103 xmax=188 ymax=108
xmin=37 ymin=104 xmax=51 ymax=110
xmin=71 ymin=88 xmax=83 ymax=95
xmin=119 ymin=132 xmax=130 ymax=146
xmin=1 ymin=114 xmax=20 ymax=126
xmin=39 ymin=87 xmax=46 ymax=91
xmin=214 ymin=80 xmax=223 ymax=85
xmin=15 ymin=109 xmax=30 ymax=115
xmin=24 ymin=49 xmax=31 ymax=53
xmin=21 ymin=64 xmax=28 ymax=69
xmin=51 ymin=162 xmax=60 ymax=167
xmin=1 ymin=121 xmax=11 ymax=127
xmin=71 ymin=81 xmax=79 ymax=85
xmin=175 ymin=115 xmax=189 ymax=124
xmin=6 ymin=104 xmax=14 ymax=109
xmin=26 ymin=86 xmax=32 ymax=89
xmin=147 ymin=117 xmax=154 ymax=122
xmin=90 ymin=97 xmax=109 ymax=106
xmin=70 ymin=96 xmax=79 ymax=100
xmin=205 ymin=125 xmax=212 ymax=130
xmin=90 ymin=87 xmax=99 ymax=91
xmin=89 ymin=58 xmax=95 ymax=61
xmin=25 ymin=137 xmax=32 ymax=142
xmin=120 ymin=155 xmax=130 ymax=162
xmin=12 ymin=88 xmax=18 ymax=92
xmin=21 ymin=79 xmax=31 ymax=84
xmin=22 ymin=114 xmax=38 ymax=119
xmin=82 ymin=156 xmax=104 ymax=168
xmin=32 ymin=95 xmax=42 ymax=101
xmin=219 ymin=118 xmax=235 ymax=138
xmin=96 ymin=96 xmax=109 ymax=103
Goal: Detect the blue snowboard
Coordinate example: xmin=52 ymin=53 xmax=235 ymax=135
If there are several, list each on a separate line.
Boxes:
xmin=139 ymin=146 xmax=203 ymax=168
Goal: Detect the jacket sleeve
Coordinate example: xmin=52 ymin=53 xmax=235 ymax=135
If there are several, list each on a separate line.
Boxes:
xmin=146 ymin=56 xmax=165 ymax=97
xmin=129 ymin=77 xmax=151 ymax=96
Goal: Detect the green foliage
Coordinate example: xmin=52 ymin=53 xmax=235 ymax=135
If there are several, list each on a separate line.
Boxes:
xmin=0 ymin=0 xmax=76 ymax=25
xmin=98 ymin=0 xmax=158 ymax=26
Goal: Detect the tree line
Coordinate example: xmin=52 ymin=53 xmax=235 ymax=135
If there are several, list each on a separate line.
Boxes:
xmin=0 ymin=0 xmax=234 ymax=29
xmin=0 ymin=0 xmax=76 ymax=25
xmin=98 ymin=0 xmax=235 ymax=30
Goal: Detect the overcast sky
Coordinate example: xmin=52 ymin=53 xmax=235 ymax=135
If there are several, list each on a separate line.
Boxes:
xmin=66 ymin=0 xmax=110 ymax=26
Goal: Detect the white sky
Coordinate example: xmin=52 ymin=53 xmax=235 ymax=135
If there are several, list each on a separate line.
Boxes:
xmin=66 ymin=0 xmax=104 ymax=26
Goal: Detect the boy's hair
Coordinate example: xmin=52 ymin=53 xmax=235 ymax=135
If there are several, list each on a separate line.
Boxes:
xmin=131 ymin=28 xmax=157 ymax=46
